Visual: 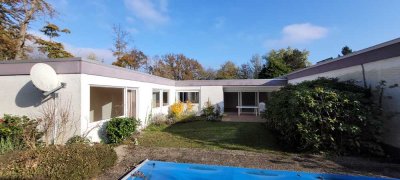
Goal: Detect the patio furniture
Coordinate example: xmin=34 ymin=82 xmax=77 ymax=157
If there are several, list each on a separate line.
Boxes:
xmin=258 ymin=102 xmax=266 ymax=113
xmin=236 ymin=106 xmax=259 ymax=116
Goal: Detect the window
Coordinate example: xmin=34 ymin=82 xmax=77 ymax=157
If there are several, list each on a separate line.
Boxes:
xmin=178 ymin=92 xmax=199 ymax=103
xmin=152 ymin=91 xmax=160 ymax=108
xmin=90 ymin=87 xmax=124 ymax=122
xmin=163 ymin=92 xmax=169 ymax=106
xmin=259 ymin=92 xmax=269 ymax=103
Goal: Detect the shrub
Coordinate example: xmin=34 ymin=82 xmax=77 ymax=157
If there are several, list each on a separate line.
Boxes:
xmin=170 ymin=101 xmax=184 ymax=119
xmin=0 ymin=137 xmax=22 ymax=154
xmin=0 ymin=114 xmax=42 ymax=149
xmin=264 ymin=78 xmax=383 ymax=155
xmin=150 ymin=114 xmax=175 ymax=125
xmin=0 ymin=144 xmax=117 ymax=179
xmin=66 ymin=135 xmax=90 ymax=145
xmin=201 ymin=99 xmax=222 ymax=121
xmin=186 ymin=100 xmax=194 ymax=112
xmin=106 ymin=117 xmax=140 ymax=144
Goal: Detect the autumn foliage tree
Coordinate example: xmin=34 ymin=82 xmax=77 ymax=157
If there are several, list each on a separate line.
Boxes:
xmin=35 ymin=23 xmax=73 ymax=58
xmin=0 ymin=0 xmax=75 ymax=60
xmin=1 ymin=0 xmax=55 ymax=60
xmin=112 ymin=49 xmax=148 ymax=70
xmin=216 ymin=61 xmax=239 ymax=79
xmin=152 ymin=54 xmax=205 ymax=80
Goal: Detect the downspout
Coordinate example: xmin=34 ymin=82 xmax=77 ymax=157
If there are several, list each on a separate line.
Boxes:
xmin=361 ymin=64 xmax=367 ymax=88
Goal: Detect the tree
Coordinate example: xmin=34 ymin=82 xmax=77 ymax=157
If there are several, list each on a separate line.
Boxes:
xmin=238 ymin=63 xmax=253 ymax=79
xmin=111 ymin=24 xmax=129 ymax=59
xmin=40 ymin=23 xmax=70 ymax=42
xmin=152 ymin=54 xmax=206 ymax=80
xmin=112 ymin=49 xmax=148 ymax=70
xmin=35 ymin=39 xmax=73 ymax=58
xmin=250 ymin=54 xmax=262 ymax=79
xmin=202 ymin=68 xmax=217 ymax=80
xmin=35 ymin=23 xmax=73 ymax=58
xmin=258 ymin=58 xmax=291 ymax=78
xmin=258 ymin=48 xmax=310 ymax=78
xmin=0 ymin=2 xmax=19 ymax=60
xmin=7 ymin=0 xmax=56 ymax=60
xmin=341 ymin=46 xmax=352 ymax=56
xmin=216 ymin=61 xmax=238 ymax=79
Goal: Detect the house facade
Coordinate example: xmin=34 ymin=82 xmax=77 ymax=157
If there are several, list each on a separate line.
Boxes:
xmin=0 ymin=59 xmax=285 ymax=142
xmin=0 ymin=38 xmax=399 ymax=151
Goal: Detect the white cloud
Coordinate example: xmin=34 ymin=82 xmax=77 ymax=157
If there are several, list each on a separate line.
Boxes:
xmin=265 ymin=23 xmax=328 ymax=48
xmin=124 ymin=0 xmax=169 ymax=26
xmin=65 ymin=44 xmax=115 ymax=64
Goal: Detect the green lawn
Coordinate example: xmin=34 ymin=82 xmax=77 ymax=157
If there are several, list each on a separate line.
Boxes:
xmin=138 ymin=121 xmax=280 ymax=152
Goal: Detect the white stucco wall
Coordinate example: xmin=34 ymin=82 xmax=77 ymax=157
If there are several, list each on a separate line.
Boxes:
xmin=80 ymin=74 xmax=176 ymax=142
xmin=0 ymin=74 xmax=82 ymax=143
xmin=200 ymin=86 xmax=224 ymax=113
xmin=288 ymin=56 xmax=400 ymax=148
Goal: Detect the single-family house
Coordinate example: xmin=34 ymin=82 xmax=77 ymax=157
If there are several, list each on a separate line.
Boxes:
xmin=0 ymin=37 xmax=399 ymax=152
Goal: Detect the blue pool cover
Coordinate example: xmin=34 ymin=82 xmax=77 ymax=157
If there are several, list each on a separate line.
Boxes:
xmin=121 ymin=159 xmax=396 ymax=180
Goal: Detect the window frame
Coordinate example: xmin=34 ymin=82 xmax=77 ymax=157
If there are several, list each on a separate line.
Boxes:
xmin=88 ymin=85 xmax=139 ymax=123
xmin=177 ymin=91 xmax=200 ymax=104
xmin=162 ymin=91 xmax=169 ymax=106
xmin=89 ymin=85 xmax=125 ymax=123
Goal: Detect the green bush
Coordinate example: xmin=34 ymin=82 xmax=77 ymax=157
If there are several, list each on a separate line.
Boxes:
xmin=264 ymin=78 xmax=383 ymax=155
xmin=201 ymin=99 xmax=222 ymax=121
xmin=0 ymin=114 xmax=42 ymax=150
xmin=0 ymin=144 xmax=117 ymax=179
xmin=106 ymin=117 xmax=140 ymax=143
xmin=66 ymin=135 xmax=90 ymax=145
xmin=0 ymin=137 xmax=22 ymax=154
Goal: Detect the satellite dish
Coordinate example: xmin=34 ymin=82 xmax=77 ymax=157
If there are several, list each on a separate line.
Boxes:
xmin=30 ymin=63 xmax=66 ymax=96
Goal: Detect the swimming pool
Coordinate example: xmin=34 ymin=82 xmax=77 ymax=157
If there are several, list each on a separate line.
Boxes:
xmin=121 ymin=159 xmax=395 ymax=180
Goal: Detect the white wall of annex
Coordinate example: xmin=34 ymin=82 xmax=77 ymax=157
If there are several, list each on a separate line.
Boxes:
xmin=0 ymin=74 xmax=82 ymax=143
xmin=80 ymin=74 xmax=175 ymax=142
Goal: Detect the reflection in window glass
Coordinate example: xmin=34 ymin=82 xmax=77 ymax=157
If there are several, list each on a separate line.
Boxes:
xmin=90 ymin=87 xmax=124 ymax=122
xmin=178 ymin=92 xmax=199 ymax=103
xmin=163 ymin=92 xmax=168 ymax=106
xmin=152 ymin=91 xmax=160 ymax=108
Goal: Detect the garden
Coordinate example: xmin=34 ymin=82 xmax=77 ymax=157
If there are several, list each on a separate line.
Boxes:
xmin=1 ymin=78 xmax=400 ymax=179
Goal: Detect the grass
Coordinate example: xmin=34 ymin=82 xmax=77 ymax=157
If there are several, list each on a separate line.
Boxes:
xmin=138 ymin=120 xmax=280 ymax=152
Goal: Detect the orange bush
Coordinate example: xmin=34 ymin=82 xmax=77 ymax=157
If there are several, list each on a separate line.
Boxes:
xmin=170 ymin=101 xmax=184 ymax=118
xmin=186 ymin=100 xmax=193 ymax=112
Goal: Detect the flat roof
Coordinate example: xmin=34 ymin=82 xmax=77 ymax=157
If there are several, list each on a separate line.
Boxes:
xmin=285 ymin=37 xmax=400 ymax=80
xmin=0 ymin=58 xmax=285 ymax=87
xmin=176 ymin=79 xmax=287 ymax=86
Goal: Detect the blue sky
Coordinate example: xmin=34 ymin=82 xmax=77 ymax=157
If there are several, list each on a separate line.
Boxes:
xmin=31 ymin=0 xmax=400 ymax=68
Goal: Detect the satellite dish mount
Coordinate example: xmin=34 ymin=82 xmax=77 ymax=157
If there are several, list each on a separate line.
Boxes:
xmin=30 ymin=63 xmax=67 ymax=96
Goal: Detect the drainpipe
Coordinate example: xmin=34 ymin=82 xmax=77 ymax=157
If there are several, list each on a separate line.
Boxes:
xmin=361 ymin=64 xmax=367 ymax=88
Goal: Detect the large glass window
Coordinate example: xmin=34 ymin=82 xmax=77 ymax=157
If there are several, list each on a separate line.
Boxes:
xmin=152 ymin=91 xmax=160 ymax=108
xmin=90 ymin=87 xmax=124 ymax=122
xmin=163 ymin=92 xmax=169 ymax=106
xmin=259 ymin=92 xmax=269 ymax=103
xmin=178 ymin=92 xmax=199 ymax=103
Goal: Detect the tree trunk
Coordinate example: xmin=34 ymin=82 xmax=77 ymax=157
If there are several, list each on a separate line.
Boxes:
xmin=14 ymin=21 xmax=29 ymax=60
xmin=15 ymin=1 xmax=35 ymax=60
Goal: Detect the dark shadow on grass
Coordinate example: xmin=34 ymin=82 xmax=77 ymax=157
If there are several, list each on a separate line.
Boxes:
xmin=161 ymin=120 xmax=283 ymax=152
